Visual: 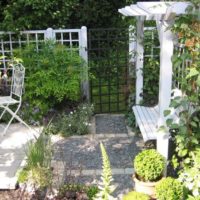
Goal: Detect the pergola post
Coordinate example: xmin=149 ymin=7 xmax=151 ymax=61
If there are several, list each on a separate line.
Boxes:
xmin=135 ymin=17 xmax=144 ymax=105
xmin=157 ymin=21 xmax=174 ymax=160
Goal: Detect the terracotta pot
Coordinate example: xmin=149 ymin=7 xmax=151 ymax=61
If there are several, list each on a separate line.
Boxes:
xmin=133 ymin=174 xmax=161 ymax=199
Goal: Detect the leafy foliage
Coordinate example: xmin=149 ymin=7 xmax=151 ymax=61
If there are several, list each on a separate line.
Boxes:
xmin=58 ymin=184 xmax=99 ymax=200
xmin=143 ymin=57 xmax=159 ymax=105
xmin=50 ymin=103 xmax=94 ymax=137
xmin=155 ymin=177 xmax=184 ymax=200
xmin=122 ymin=191 xmax=150 ymax=200
xmin=14 ymin=41 xmax=83 ymax=122
xmin=95 ymin=143 xmax=115 ymax=200
xmin=0 ymin=0 xmax=134 ymax=31
xmin=142 ymin=28 xmax=160 ymax=106
xmin=134 ymin=149 xmax=166 ymax=182
xmin=179 ymin=148 xmax=200 ymax=197
xmin=165 ymin=1 xmax=200 ymax=172
xmin=187 ymin=195 xmax=200 ymax=200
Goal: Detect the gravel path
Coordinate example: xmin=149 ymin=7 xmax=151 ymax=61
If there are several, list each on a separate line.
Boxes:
xmin=51 ymin=114 xmax=144 ymax=199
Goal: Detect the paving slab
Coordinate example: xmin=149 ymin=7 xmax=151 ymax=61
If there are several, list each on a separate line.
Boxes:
xmin=0 ymin=123 xmax=40 ymax=189
xmin=95 ymin=114 xmax=128 ymax=134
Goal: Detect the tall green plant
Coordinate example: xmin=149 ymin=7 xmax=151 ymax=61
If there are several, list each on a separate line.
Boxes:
xmin=95 ymin=143 xmax=115 ymax=200
xmin=26 ymin=133 xmax=52 ymax=169
xmin=18 ymin=129 xmax=53 ymax=188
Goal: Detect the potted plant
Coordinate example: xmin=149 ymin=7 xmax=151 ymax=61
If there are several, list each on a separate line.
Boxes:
xmin=133 ymin=149 xmax=166 ymax=198
xmin=155 ymin=177 xmax=184 ymax=200
xmin=123 ymin=191 xmax=150 ymax=200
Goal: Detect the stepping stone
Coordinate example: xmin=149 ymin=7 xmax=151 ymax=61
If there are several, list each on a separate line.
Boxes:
xmin=0 ymin=123 xmax=40 ymax=189
xmin=95 ymin=114 xmax=128 ymax=134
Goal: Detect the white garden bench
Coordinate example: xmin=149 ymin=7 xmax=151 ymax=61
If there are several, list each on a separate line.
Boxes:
xmin=133 ymin=89 xmax=183 ymax=142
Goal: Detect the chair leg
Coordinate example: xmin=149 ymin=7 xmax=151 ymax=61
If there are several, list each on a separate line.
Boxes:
xmin=1 ymin=104 xmax=38 ymax=137
xmin=2 ymin=103 xmax=21 ymax=135
xmin=0 ymin=104 xmax=9 ymax=120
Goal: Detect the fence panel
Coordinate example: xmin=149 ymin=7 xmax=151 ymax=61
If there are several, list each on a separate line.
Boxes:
xmin=0 ymin=27 xmax=89 ymax=99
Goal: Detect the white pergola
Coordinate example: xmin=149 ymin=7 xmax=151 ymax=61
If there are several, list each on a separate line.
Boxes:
xmin=119 ymin=2 xmax=190 ymax=159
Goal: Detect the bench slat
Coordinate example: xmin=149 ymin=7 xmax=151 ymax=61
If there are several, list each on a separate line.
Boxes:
xmin=133 ymin=105 xmax=159 ymax=142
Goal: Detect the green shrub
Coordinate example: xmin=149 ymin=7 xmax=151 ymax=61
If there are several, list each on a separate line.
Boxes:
xmin=51 ymin=103 xmax=94 ymax=137
xmin=123 ymin=191 xmax=150 ymax=200
xmin=14 ymin=41 xmax=83 ymax=122
xmin=29 ymin=166 xmax=52 ymax=188
xmin=18 ymin=168 xmax=29 ymax=183
xmin=155 ymin=177 xmax=184 ymax=200
xmin=134 ymin=149 xmax=166 ymax=182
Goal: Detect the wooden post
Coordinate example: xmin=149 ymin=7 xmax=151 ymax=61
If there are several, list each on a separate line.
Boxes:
xmin=129 ymin=25 xmax=136 ymax=72
xmin=135 ymin=17 xmax=144 ymax=105
xmin=80 ymin=26 xmax=89 ymax=101
xmin=45 ymin=28 xmax=55 ymax=40
xmin=129 ymin=25 xmax=136 ymax=104
xmin=157 ymin=21 xmax=174 ymax=160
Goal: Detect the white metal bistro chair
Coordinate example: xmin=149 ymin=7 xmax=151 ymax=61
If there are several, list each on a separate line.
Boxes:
xmin=0 ymin=63 xmax=30 ymax=135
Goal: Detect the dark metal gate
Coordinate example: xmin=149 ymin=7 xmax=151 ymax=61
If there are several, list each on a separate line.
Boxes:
xmin=88 ymin=28 xmax=129 ymax=113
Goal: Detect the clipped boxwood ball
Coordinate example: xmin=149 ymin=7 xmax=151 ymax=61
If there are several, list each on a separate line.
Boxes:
xmin=123 ymin=191 xmax=150 ymax=200
xmin=155 ymin=177 xmax=184 ymax=200
xmin=134 ymin=149 xmax=166 ymax=182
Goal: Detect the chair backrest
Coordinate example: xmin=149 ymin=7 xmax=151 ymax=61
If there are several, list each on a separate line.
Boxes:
xmin=11 ymin=63 xmax=25 ymax=97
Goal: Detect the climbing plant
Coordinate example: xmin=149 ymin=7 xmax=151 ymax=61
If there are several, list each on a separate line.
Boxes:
xmin=166 ymin=1 xmax=200 ymax=171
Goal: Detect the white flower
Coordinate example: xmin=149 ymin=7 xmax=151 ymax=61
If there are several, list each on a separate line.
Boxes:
xmin=198 ymin=181 xmax=200 ymax=187
xmin=187 ymin=182 xmax=194 ymax=190
xmin=69 ymin=124 xmax=71 ymax=127
xmin=70 ymin=111 xmax=73 ymax=114
xmin=193 ymin=189 xmax=199 ymax=197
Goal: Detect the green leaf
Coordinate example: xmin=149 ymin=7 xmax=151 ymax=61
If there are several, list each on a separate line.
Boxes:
xmin=166 ymin=118 xmax=173 ymax=126
xmin=164 ymin=110 xmax=171 ymax=117
xmin=186 ymin=68 xmax=199 ymax=79
xmin=197 ymin=75 xmax=200 ymax=87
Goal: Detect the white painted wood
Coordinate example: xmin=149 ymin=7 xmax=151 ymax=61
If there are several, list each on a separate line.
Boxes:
xmin=80 ymin=26 xmax=89 ymax=101
xmin=157 ymin=22 xmax=174 ymax=127
xmin=133 ymin=105 xmax=159 ymax=142
xmin=119 ymin=2 xmax=190 ymax=20
xmin=130 ymin=5 xmax=150 ymax=16
xmin=137 ymin=2 xmax=173 ymax=15
xmin=129 ymin=25 xmax=136 ymax=74
xmin=156 ymin=21 xmax=174 ymax=159
xmin=118 ymin=9 xmax=129 ymax=16
xmin=135 ymin=17 xmax=144 ymax=104
xmin=45 ymin=28 xmax=55 ymax=40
